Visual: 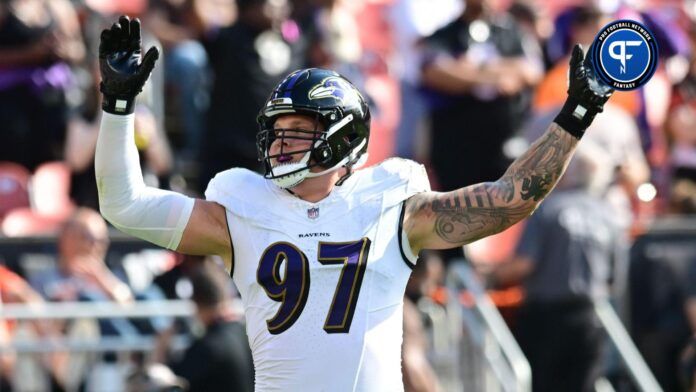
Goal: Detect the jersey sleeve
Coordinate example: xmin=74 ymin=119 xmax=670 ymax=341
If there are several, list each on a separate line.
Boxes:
xmin=370 ymin=158 xmax=430 ymax=268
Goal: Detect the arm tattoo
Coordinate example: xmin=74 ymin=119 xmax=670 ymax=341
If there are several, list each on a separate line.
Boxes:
xmin=408 ymin=123 xmax=578 ymax=247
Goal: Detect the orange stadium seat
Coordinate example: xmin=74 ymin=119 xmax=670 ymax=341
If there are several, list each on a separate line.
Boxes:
xmin=31 ymin=161 xmax=75 ymax=218
xmin=1 ymin=161 xmax=75 ymax=236
xmin=1 ymin=209 xmax=68 ymax=237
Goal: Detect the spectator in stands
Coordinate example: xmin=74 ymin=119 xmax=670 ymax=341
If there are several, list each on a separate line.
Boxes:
xmin=303 ymin=0 xmax=361 ymax=77
xmin=630 ymin=222 xmax=696 ymax=391
xmin=686 ymin=249 xmax=696 ymax=336
xmin=201 ymin=0 xmax=307 ymax=190
xmin=403 ymin=252 xmax=444 ymax=392
xmin=29 ymin=208 xmax=142 ymax=339
xmin=507 ymin=1 xmax=547 ymax=64
xmin=388 ymin=0 xmax=462 ymax=160
xmin=480 ymin=142 xmax=624 ymax=392
xmin=152 ymin=253 xmax=205 ymax=336
xmin=665 ymin=21 xmax=696 ymax=213
xmin=0 ymin=264 xmax=69 ymax=390
xmin=0 ymin=311 xmax=10 ymax=391
xmin=0 ymin=0 xmax=85 ymax=171
xmin=419 ymin=0 xmax=542 ymax=192
xmin=669 ymin=178 xmax=696 ymax=214
xmin=683 ymin=261 xmax=696 ymax=391
xmin=419 ymin=0 xmax=542 ymax=265
xmin=31 ymin=208 xmax=132 ymax=303
xmin=1 ymin=264 xmax=45 ymax=305
xmin=682 ymin=335 xmax=696 ymax=392
xmin=144 ymin=0 xmax=235 ymax=159
xmin=154 ymin=259 xmax=254 ymax=392
xmin=153 ymin=253 xmax=202 ymax=301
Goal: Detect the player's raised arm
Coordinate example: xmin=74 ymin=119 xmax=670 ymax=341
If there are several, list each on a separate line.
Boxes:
xmin=95 ymin=16 xmax=231 ymax=262
xmin=404 ymin=45 xmax=614 ymax=253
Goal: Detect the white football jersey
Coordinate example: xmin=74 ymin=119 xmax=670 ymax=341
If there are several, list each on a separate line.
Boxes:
xmin=205 ymin=158 xmax=430 ymax=392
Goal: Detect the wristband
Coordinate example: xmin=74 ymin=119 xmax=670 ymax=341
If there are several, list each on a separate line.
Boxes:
xmin=101 ymin=91 xmax=136 ymax=115
xmin=553 ymin=96 xmax=596 ymax=139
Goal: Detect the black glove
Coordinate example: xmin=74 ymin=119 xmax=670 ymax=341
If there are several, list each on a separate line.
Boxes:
xmin=554 ymin=44 xmax=614 ymax=139
xmin=99 ymin=15 xmax=159 ymax=115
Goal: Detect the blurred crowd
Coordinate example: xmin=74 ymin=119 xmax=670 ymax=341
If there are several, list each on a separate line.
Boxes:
xmin=1 ymin=0 xmax=696 ymax=390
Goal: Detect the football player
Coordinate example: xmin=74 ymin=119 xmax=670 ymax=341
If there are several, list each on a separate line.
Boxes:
xmin=96 ymin=16 xmax=612 ymax=391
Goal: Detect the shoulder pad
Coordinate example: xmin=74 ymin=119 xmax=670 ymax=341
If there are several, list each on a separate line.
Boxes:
xmin=376 ymin=158 xmax=431 ymax=193
xmin=355 ymin=158 xmax=430 ymax=207
xmin=204 ymin=168 xmax=266 ymax=213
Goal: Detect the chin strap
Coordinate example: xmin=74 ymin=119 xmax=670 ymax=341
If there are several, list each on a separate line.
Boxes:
xmin=335 ymin=166 xmax=353 ymax=186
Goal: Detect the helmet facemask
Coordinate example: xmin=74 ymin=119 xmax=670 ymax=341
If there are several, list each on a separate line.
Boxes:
xmin=257 ymin=118 xmax=331 ymax=188
xmin=257 ymin=113 xmax=364 ymax=189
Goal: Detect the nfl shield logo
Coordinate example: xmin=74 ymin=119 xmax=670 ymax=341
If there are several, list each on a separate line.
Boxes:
xmin=307 ymin=207 xmax=319 ymax=220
